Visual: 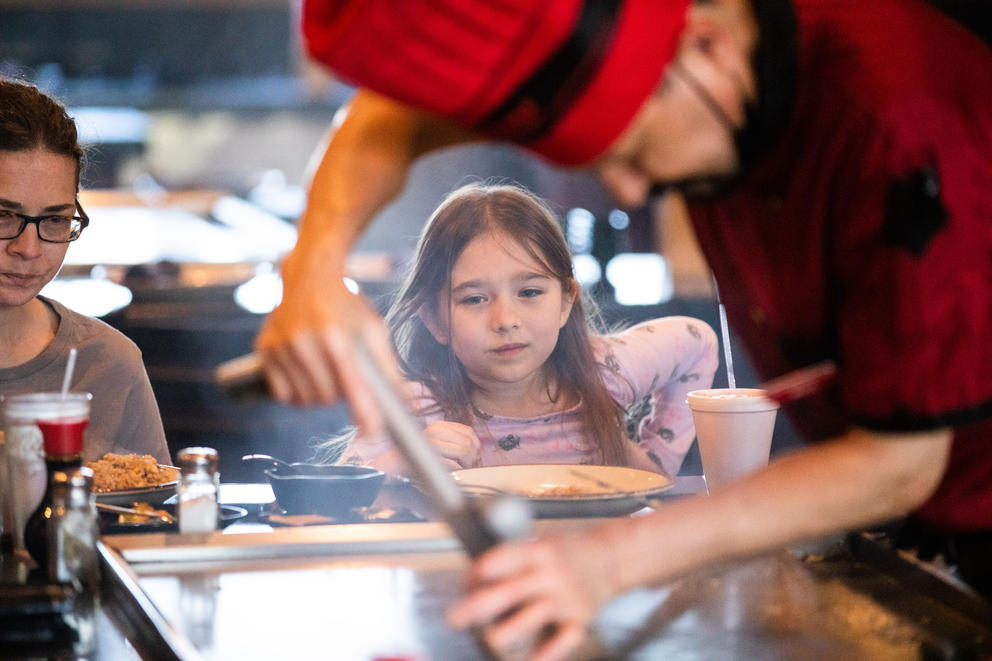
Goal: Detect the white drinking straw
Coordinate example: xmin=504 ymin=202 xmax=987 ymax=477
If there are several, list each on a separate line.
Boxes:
xmin=60 ymin=347 xmax=78 ymax=398
xmin=712 ymin=277 xmax=736 ymax=390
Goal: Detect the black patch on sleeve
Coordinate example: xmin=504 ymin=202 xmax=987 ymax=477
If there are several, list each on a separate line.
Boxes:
xmin=882 ymin=166 xmax=947 ymax=256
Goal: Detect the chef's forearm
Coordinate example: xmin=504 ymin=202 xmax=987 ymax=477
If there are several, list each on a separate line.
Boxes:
xmin=595 ymin=426 xmax=952 ymax=596
xmin=293 ymin=89 xmax=477 ymax=267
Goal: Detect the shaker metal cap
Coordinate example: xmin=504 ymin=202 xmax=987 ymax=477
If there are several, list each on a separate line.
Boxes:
xmin=52 ymin=466 xmax=94 ymax=494
xmin=177 ymin=446 xmax=219 ymax=473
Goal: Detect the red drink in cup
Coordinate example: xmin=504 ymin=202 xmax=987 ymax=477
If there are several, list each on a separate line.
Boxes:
xmin=35 ymin=418 xmax=89 ymax=456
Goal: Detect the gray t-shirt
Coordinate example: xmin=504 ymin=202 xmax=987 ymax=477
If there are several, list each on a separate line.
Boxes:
xmin=0 ymin=296 xmax=169 ymax=463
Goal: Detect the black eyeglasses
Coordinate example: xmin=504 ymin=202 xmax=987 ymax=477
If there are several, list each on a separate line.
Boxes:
xmin=0 ymin=200 xmax=90 ymax=243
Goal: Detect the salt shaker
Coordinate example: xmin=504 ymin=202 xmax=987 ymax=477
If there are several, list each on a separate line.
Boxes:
xmin=177 ymin=447 xmax=220 ymax=534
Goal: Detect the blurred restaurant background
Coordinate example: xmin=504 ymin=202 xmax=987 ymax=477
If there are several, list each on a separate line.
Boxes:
xmin=6 ymin=0 xmax=984 ymax=480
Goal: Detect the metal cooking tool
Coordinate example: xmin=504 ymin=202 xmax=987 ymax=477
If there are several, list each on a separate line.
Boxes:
xmin=350 ymin=340 xmax=534 ymax=661
xmin=350 ymin=341 xmax=531 ymax=556
xmin=567 ymin=467 xmax=625 ymax=493
xmin=97 ymin=502 xmax=176 ymax=524
xmin=567 ymin=467 xmax=664 ymax=511
xmin=241 ymin=453 xmax=297 ymax=474
xmin=456 ymin=483 xmax=514 ymax=497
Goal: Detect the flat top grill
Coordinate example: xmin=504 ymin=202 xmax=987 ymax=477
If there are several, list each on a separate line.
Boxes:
xmin=92 ymin=525 xmax=992 ymax=661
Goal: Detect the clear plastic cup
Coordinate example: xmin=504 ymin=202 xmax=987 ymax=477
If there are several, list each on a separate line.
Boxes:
xmin=1 ymin=392 xmax=92 ymax=552
xmin=687 ymin=388 xmax=778 ymax=493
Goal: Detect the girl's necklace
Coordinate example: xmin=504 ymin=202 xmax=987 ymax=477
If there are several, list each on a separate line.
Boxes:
xmin=470 ymin=402 xmax=494 ymax=420
xmin=471 ymin=389 xmax=577 ymax=420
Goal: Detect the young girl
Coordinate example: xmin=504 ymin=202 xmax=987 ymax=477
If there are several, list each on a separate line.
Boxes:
xmin=339 ymin=183 xmax=717 ymax=478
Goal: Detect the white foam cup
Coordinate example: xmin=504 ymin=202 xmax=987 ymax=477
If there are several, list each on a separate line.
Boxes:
xmin=687 ymin=388 xmax=779 ymax=493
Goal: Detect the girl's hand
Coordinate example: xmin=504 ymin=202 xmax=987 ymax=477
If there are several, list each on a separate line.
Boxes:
xmin=423 ymin=421 xmax=482 ymax=469
xmin=447 ymin=534 xmax=616 ymax=661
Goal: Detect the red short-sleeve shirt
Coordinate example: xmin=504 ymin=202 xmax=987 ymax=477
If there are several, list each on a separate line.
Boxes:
xmin=690 ymin=0 xmax=992 ymax=533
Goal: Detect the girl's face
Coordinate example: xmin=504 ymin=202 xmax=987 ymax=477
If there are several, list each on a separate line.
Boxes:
xmin=0 ymin=148 xmax=75 ymax=310
xmin=426 ymin=230 xmax=575 ymax=395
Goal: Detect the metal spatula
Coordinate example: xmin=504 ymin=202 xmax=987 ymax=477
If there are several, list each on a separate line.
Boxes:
xmin=350 ymin=340 xmax=531 ymax=555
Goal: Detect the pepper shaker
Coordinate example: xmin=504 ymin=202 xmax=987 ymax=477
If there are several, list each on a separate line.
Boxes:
xmin=48 ymin=466 xmax=100 ymax=656
xmin=48 ymin=467 xmax=99 ymax=586
xmin=177 ymin=447 xmax=220 ymax=534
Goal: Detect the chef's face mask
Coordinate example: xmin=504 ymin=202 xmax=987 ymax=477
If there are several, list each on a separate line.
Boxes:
xmin=649 ymin=0 xmax=797 ymax=202
xmin=655 ymin=59 xmax=758 ymax=200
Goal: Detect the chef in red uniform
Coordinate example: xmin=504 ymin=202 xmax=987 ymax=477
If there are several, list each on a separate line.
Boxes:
xmin=255 ymin=1 xmax=992 ymax=658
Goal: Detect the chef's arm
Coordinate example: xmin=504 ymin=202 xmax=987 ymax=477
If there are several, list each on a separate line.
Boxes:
xmin=294 ymin=88 xmax=478 ymax=262
xmin=598 ymin=426 xmax=952 ymax=595
xmin=255 ymin=89 xmax=478 ymax=428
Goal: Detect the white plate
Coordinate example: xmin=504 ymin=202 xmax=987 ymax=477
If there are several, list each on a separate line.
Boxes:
xmin=93 ymin=465 xmax=179 ymax=507
xmin=451 ymin=464 xmax=673 ymax=518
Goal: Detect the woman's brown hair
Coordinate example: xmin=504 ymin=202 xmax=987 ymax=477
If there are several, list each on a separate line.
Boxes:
xmin=0 ymin=78 xmax=85 ymax=189
xmin=387 ymin=182 xmax=629 ymax=465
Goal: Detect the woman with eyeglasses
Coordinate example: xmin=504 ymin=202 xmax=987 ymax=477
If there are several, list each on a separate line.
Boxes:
xmin=0 ymin=78 xmax=168 ymax=465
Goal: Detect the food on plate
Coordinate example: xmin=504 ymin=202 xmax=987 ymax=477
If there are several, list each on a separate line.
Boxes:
xmin=85 ymin=452 xmax=176 ymax=492
xmin=117 ymin=502 xmax=172 ymax=525
xmin=524 ymin=484 xmax=612 ymax=498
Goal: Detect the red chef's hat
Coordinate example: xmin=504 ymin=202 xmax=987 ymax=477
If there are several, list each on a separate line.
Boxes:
xmin=302 ymin=0 xmax=690 ymax=165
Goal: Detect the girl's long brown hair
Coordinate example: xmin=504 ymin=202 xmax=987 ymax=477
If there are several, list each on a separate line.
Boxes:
xmin=387 ymin=183 xmax=628 ymax=465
